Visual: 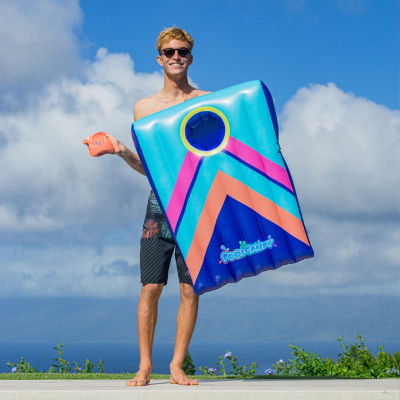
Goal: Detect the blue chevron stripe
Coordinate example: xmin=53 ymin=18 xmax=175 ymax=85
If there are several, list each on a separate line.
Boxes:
xmin=193 ymin=195 xmax=314 ymax=295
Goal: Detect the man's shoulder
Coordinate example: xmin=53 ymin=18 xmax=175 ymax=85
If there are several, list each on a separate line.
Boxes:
xmin=135 ymin=95 xmax=158 ymax=107
xmin=191 ymin=89 xmax=211 ymax=98
xmin=134 ymin=95 xmax=160 ymax=121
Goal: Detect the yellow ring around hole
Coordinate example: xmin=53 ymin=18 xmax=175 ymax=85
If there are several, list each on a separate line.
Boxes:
xmin=180 ymin=106 xmax=230 ymax=156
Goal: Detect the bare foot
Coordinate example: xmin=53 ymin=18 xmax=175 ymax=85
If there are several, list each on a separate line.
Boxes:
xmin=169 ymin=364 xmax=198 ymax=385
xmin=126 ymin=367 xmax=151 ymax=386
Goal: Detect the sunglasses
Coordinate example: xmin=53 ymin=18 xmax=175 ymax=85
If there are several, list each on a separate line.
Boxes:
xmin=160 ymin=47 xmax=191 ymax=58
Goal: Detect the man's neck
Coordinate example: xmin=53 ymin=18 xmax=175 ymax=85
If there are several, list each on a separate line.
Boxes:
xmin=161 ymin=75 xmax=193 ymax=100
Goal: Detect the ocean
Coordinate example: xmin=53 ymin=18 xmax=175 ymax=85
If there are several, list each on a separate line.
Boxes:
xmin=1 ymin=341 xmax=399 ymax=375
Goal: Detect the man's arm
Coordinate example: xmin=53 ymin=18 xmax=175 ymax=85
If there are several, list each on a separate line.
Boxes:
xmin=100 ymin=133 xmax=145 ymax=176
xmin=116 ymin=142 xmax=146 ymax=176
xmin=103 ymin=99 xmax=153 ymax=176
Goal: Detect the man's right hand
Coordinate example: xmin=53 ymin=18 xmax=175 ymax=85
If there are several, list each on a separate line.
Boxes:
xmin=104 ymin=133 xmax=124 ymax=154
xmin=83 ymin=132 xmax=145 ymax=175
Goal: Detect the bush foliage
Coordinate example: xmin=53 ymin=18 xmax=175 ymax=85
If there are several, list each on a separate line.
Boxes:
xmin=7 ymin=342 xmax=103 ymax=374
xmin=182 ymin=350 xmax=196 ymax=375
xmin=270 ymin=334 xmax=400 ymax=378
xmin=199 ymin=334 xmax=400 ymax=378
xmin=6 ymin=334 xmax=400 ymax=378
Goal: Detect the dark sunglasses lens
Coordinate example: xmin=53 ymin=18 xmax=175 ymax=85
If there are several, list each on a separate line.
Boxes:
xmin=163 ymin=49 xmax=176 ymax=57
xmin=178 ymin=49 xmax=190 ymax=57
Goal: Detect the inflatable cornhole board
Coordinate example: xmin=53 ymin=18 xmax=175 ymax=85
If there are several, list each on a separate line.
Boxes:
xmin=132 ymin=80 xmax=314 ymax=295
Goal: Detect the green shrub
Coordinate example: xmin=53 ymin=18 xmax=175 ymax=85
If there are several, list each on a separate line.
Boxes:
xmin=7 ymin=358 xmax=37 ymax=374
xmin=182 ymin=350 xmax=196 ymax=375
xmin=200 ymin=350 xmax=257 ymax=377
xmin=272 ymin=333 xmax=400 ymax=378
xmin=7 ymin=343 xmax=104 ymax=374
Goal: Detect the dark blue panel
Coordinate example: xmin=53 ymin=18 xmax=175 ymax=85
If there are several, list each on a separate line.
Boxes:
xmin=194 ymin=196 xmax=314 ymax=295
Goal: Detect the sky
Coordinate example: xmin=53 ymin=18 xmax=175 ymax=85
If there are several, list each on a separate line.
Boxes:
xmin=0 ymin=0 xmax=399 ymax=344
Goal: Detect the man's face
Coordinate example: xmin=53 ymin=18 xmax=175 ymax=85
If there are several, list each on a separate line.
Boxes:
xmin=157 ymin=39 xmax=193 ymax=76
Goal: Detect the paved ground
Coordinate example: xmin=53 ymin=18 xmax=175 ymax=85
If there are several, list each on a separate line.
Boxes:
xmin=0 ymin=379 xmax=399 ymax=399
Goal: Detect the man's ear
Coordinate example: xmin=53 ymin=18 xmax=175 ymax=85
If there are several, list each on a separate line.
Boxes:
xmin=156 ymin=54 xmax=163 ymax=67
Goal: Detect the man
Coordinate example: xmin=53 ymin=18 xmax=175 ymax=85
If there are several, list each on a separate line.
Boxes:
xmin=104 ymin=27 xmax=210 ymax=386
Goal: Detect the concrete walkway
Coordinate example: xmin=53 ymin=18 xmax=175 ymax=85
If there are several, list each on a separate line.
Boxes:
xmin=0 ymin=379 xmax=399 ymax=399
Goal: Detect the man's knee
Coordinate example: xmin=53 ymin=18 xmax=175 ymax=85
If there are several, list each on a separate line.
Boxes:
xmin=179 ymin=283 xmax=198 ymax=304
xmin=141 ymin=283 xmax=164 ymax=300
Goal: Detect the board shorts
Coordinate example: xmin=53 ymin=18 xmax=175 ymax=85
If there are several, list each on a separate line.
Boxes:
xmin=140 ymin=190 xmax=193 ymax=286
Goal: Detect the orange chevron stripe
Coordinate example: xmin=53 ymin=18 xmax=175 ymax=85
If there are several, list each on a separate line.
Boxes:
xmin=185 ymin=171 xmax=310 ymax=284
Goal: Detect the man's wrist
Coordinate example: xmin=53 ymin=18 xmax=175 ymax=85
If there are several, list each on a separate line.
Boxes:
xmin=117 ymin=143 xmax=129 ymax=157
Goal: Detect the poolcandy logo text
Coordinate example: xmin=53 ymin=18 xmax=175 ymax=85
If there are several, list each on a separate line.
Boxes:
xmin=219 ymin=236 xmax=277 ymax=264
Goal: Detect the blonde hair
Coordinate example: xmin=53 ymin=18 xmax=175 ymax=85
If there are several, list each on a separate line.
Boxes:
xmin=156 ymin=26 xmax=194 ymax=54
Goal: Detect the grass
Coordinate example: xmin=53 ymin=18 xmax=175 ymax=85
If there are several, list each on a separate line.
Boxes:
xmin=0 ymin=373 xmax=168 ymax=380
xmin=0 ymin=373 xmax=392 ymax=380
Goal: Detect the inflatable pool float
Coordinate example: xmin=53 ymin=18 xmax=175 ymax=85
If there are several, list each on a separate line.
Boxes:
xmin=132 ymin=80 xmax=314 ymax=295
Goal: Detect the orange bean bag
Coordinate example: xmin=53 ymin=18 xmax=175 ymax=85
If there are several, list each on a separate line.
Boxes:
xmin=83 ymin=132 xmax=115 ymax=157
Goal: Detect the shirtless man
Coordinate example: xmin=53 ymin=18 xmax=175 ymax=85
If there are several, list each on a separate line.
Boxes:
xmin=104 ymin=27 xmax=209 ymax=386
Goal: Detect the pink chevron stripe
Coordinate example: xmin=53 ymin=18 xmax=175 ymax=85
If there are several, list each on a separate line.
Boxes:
xmin=166 ymin=151 xmax=201 ymax=231
xmin=225 ymin=137 xmax=293 ymax=191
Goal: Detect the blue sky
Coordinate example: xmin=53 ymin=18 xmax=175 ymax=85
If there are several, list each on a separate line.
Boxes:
xmin=79 ymin=0 xmax=399 ymax=110
xmin=0 ymin=0 xmax=399 ymax=344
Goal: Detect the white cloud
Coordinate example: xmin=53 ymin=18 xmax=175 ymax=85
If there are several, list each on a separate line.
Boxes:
xmin=0 ymin=204 xmax=61 ymax=232
xmin=268 ymin=83 xmax=399 ymax=297
xmin=0 ymin=0 xmax=83 ymax=91
xmin=280 ymin=82 xmax=400 ymax=218
xmin=0 ymin=0 xmax=181 ymax=298
xmin=0 ymin=48 xmax=163 ymax=235
xmin=0 ymin=242 xmax=183 ymax=298
xmin=0 ymin=244 xmax=142 ymax=298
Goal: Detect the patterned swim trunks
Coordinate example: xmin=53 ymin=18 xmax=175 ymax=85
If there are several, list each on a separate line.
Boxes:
xmin=140 ymin=190 xmax=193 ymax=286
